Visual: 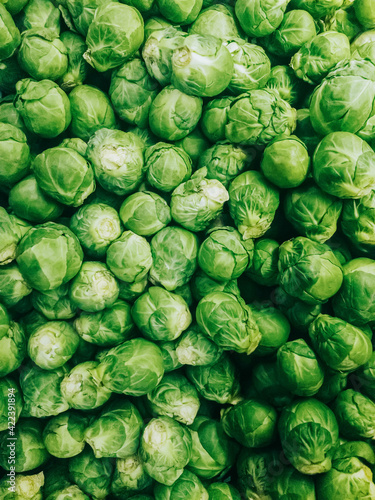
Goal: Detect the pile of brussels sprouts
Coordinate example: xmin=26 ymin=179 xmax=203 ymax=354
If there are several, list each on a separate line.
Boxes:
xmin=2 ymin=0 xmax=375 ymax=498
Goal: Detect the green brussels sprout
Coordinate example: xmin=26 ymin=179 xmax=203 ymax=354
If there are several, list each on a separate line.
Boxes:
xmin=309 ymin=314 xmax=373 ymax=373
xmin=235 ymin=0 xmax=289 ymax=37
xmin=324 ymin=7 xmax=361 ymax=41
xmin=147 ymin=372 xmax=200 ymax=425
xmin=0 ymin=472 xmax=45 ymax=500
xmin=132 ymin=286 xmax=192 ymax=341
xmin=118 ymin=277 xmax=148 ymax=303
xmin=176 ymin=325 xmax=222 ymax=366
xmin=9 ymin=175 xmax=63 ymax=223
xmin=18 ymin=0 xmax=61 ymax=35
xmin=251 ymin=304 xmax=290 ymax=356
xmin=200 ymin=96 xmax=235 ymax=142
xmin=111 ymin=454 xmax=153 ymax=499
xmin=277 ymin=338 xmax=325 ymax=396
xmin=264 ymin=9 xmax=317 ymax=57
xmin=222 ymin=399 xmax=277 ymax=448
xmin=191 ymin=269 xmax=240 ymax=302
xmin=332 ymin=257 xmax=375 ymax=325
xmin=159 ymin=341 xmax=182 ymax=373
xmin=59 ymin=31 xmax=89 ymax=91
xmin=33 ymin=146 xmax=95 ymax=206
xmin=246 ymin=238 xmax=279 ymax=286
xmin=225 ymin=39 xmax=270 ymax=94
xmin=261 ymin=135 xmax=310 ymax=189
xmin=58 ymin=137 xmax=88 ymax=158
xmin=149 ymin=227 xmax=198 ymax=291
xmin=265 ymin=65 xmax=306 ymax=106
xmin=69 ymin=262 xmax=119 ymax=313
xmin=70 ymin=203 xmax=122 ymax=258
xmin=333 ymin=389 xmax=375 ymax=439
xmin=15 ymin=78 xmax=71 ymax=138
xmin=149 ymin=86 xmax=203 ymax=141
xmin=155 ymin=470 xmax=209 ymax=499
xmin=107 ymin=231 xmax=152 ymax=284
xmin=60 ymin=361 xmax=111 ymax=410
xmin=279 ymin=399 xmax=339 ymax=474
xmin=196 ymin=292 xmax=261 ymax=354
xmin=229 ymin=171 xmax=280 ymax=239
xmin=19 ymin=363 xmax=69 ymax=418
xmin=355 ymin=351 xmax=375 ymax=400
xmin=74 ymin=300 xmax=134 ymax=347
xmin=84 ymin=2 xmax=143 ymax=72
xmin=144 ymin=16 xmax=173 ymax=39
xmin=27 ymin=320 xmax=80 ymax=370
xmin=0 ymin=264 xmax=32 ymax=308
xmin=0 ymin=376 xmax=22 ymax=432
xmin=284 ymin=182 xmax=343 ymax=243
xmin=0 ymin=209 xmax=30 ymax=266
xmin=269 ymin=467 xmax=317 ymax=499
xmin=68 ymin=85 xmax=117 ymax=141
xmin=316 ymin=368 xmax=347 ymax=404
xmin=17 ymin=29 xmax=68 ymax=81
xmin=43 ymin=412 xmax=88 ymax=458
xmin=68 ymin=447 xmax=114 ymax=499
xmin=146 ymin=142 xmax=192 ymax=192
xmin=16 ymin=222 xmax=83 ymax=292
xmin=0 ymin=123 xmax=30 ymax=188
xmin=171 ymin=167 xmax=229 ymax=232
xmin=207 ymin=483 xmax=241 ymax=500
xmin=341 ymin=190 xmax=375 ymax=253
xmin=291 ymin=32 xmax=350 ymax=85
xmin=175 ymin=129 xmax=210 ymax=166
xmin=309 ymin=59 xmax=375 ymax=140
xmin=109 ymin=58 xmax=159 ymax=128
xmin=278 ymin=236 xmax=343 ymax=304
xmin=85 ymin=399 xmax=143 ymax=458
xmin=32 ymin=284 xmax=77 ymax=320
xmin=0 ymin=4 xmax=21 ymax=61
xmin=140 ymin=416 xmax=192 ymax=485
xmin=198 ymin=142 xmax=252 ymax=187
xmin=0 ymin=418 xmax=49 ymax=473
xmin=0 ymin=303 xmax=9 ymax=340
xmin=291 ymin=0 xmax=343 ymax=17
xmin=119 ymin=191 xmax=171 ymax=237
xmin=157 ymin=0 xmax=202 ymax=24
xmin=189 ymin=4 xmax=242 ymax=40
xmin=186 ymin=353 xmax=240 ymax=404
xmin=313 ymin=132 xmax=375 ymax=199
xmin=0 ymin=96 xmax=27 ymax=133
xmin=354 ymin=0 xmax=375 ymax=28
xmin=171 ymin=34 xmax=233 ymax=97
xmin=46 ymin=485 xmax=89 ymax=500
xmin=96 ymin=337 xmax=164 ymax=395
xmin=63 ymin=0 xmax=110 ymax=37
xmin=251 ymin=360 xmax=294 ymax=408
xmin=225 ymin=89 xmax=297 ymax=145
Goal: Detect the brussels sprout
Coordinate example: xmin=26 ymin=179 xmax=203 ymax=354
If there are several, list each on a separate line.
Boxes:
xmin=70 ymin=203 xmax=122 ymax=257
xmin=27 ymin=320 xmax=80 ymax=370
xmin=200 ymin=96 xmax=235 ymax=142
xmin=83 ymin=2 xmax=143 ymax=72
xmin=16 ymin=222 xmax=83 ymax=292
xmin=355 ymin=351 xmax=375 ymax=400
xmin=207 ymin=483 xmax=241 ymax=500
xmin=0 ymin=96 xmax=26 ymax=132
xmin=176 ymin=325 xmax=222 ymax=366
xmin=0 ymin=122 xmax=31 ymax=188
xmin=175 ymin=129 xmax=209 ymax=166
xmin=118 ymin=278 xmax=148 ymax=303
xmin=189 ymin=4 xmax=242 ymax=40
xmin=32 ymin=284 xmax=77 ymax=320
xmin=46 ymin=485 xmax=89 ymax=500
xmin=157 ymin=0 xmax=202 ymax=24
xmin=149 ymin=86 xmax=203 ymax=141
xmin=284 ymin=182 xmax=343 ymax=243
xmin=154 ymin=470 xmax=209 ymax=499
xmin=85 ymin=399 xmax=143 ymax=458
xmin=341 ymin=190 xmax=375 ymax=253
xmin=324 ymin=7 xmax=362 ymax=41
xmin=309 ymin=314 xmax=373 ymax=373
xmin=132 ymin=286 xmax=192 ymax=341
xmin=235 ymin=0 xmax=289 ymax=37
xmin=191 ymin=269 xmax=240 ymax=302
xmin=354 ymin=0 xmax=375 ymax=29
xmin=69 ymin=447 xmax=114 ymax=499
xmin=119 ymin=191 xmax=171 ymax=237
xmin=59 ymin=31 xmax=88 ymax=91
xmin=313 ymin=132 xmax=375 ymax=199
xmin=225 ymin=89 xmax=297 ymax=145
xmin=19 ymin=363 xmax=69 ymax=418
xmin=0 ymin=4 xmax=21 ymax=60
xmin=316 ymin=368 xmax=347 ymax=404
xmin=269 ymin=467 xmax=317 ymax=499
xmin=0 ymin=209 xmax=30 ymax=266
xmin=43 ymin=412 xmax=88 ymax=458
xmin=96 ymin=337 xmax=164 ymax=395
xmin=0 ymin=264 xmax=32 ymax=308
xmin=9 ymin=175 xmax=63 ymax=223
xmin=278 ymin=236 xmax=343 ymax=304
xmin=63 ymin=0 xmax=109 ymax=36
xmin=186 ymin=353 xmax=240 ymax=404
xmin=246 ymin=238 xmax=279 ymax=286
xmin=0 ymin=376 xmax=22 ymax=432
xmin=266 ymin=65 xmax=306 ymax=106
xmin=333 ymin=389 xmax=375 ymax=439
xmin=111 ymin=454 xmax=153 ymax=498
xmin=70 ymin=262 xmax=119 ymax=312
xmin=251 ymin=360 xmax=294 ymax=408
xmin=291 ymin=0 xmax=343 ymax=17
xmin=251 ymin=304 xmax=290 ymax=356
xmin=68 ymin=85 xmax=117 ymax=141
xmin=109 ymin=58 xmax=158 ymax=128
xmin=147 ymin=372 xmax=200 ymax=425
xmin=279 ymin=399 xmax=339 ymax=474
xmin=146 ymin=143 xmax=192 ymax=192
xmin=60 ymin=361 xmax=112 ymax=410
xmin=196 ymin=292 xmax=260 ymax=354
xmin=222 ymin=399 xmax=277 ymax=448
xmin=261 ymin=135 xmax=310 ymax=189
xmin=15 ymin=78 xmax=71 ymax=138
xmin=0 ymin=472 xmax=45 ymax=500
xmin=140 ymin=416 xmax=192 ymax=485
xmin=19 ymin=0 xmax=61 ymax=35
xmin=310 ymin=59 xmax=375 ymax=140
xmin=144 ymin=16 xmax=173 ymax=39
xmin=332 ymin=257 xmax=375 ymax=325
